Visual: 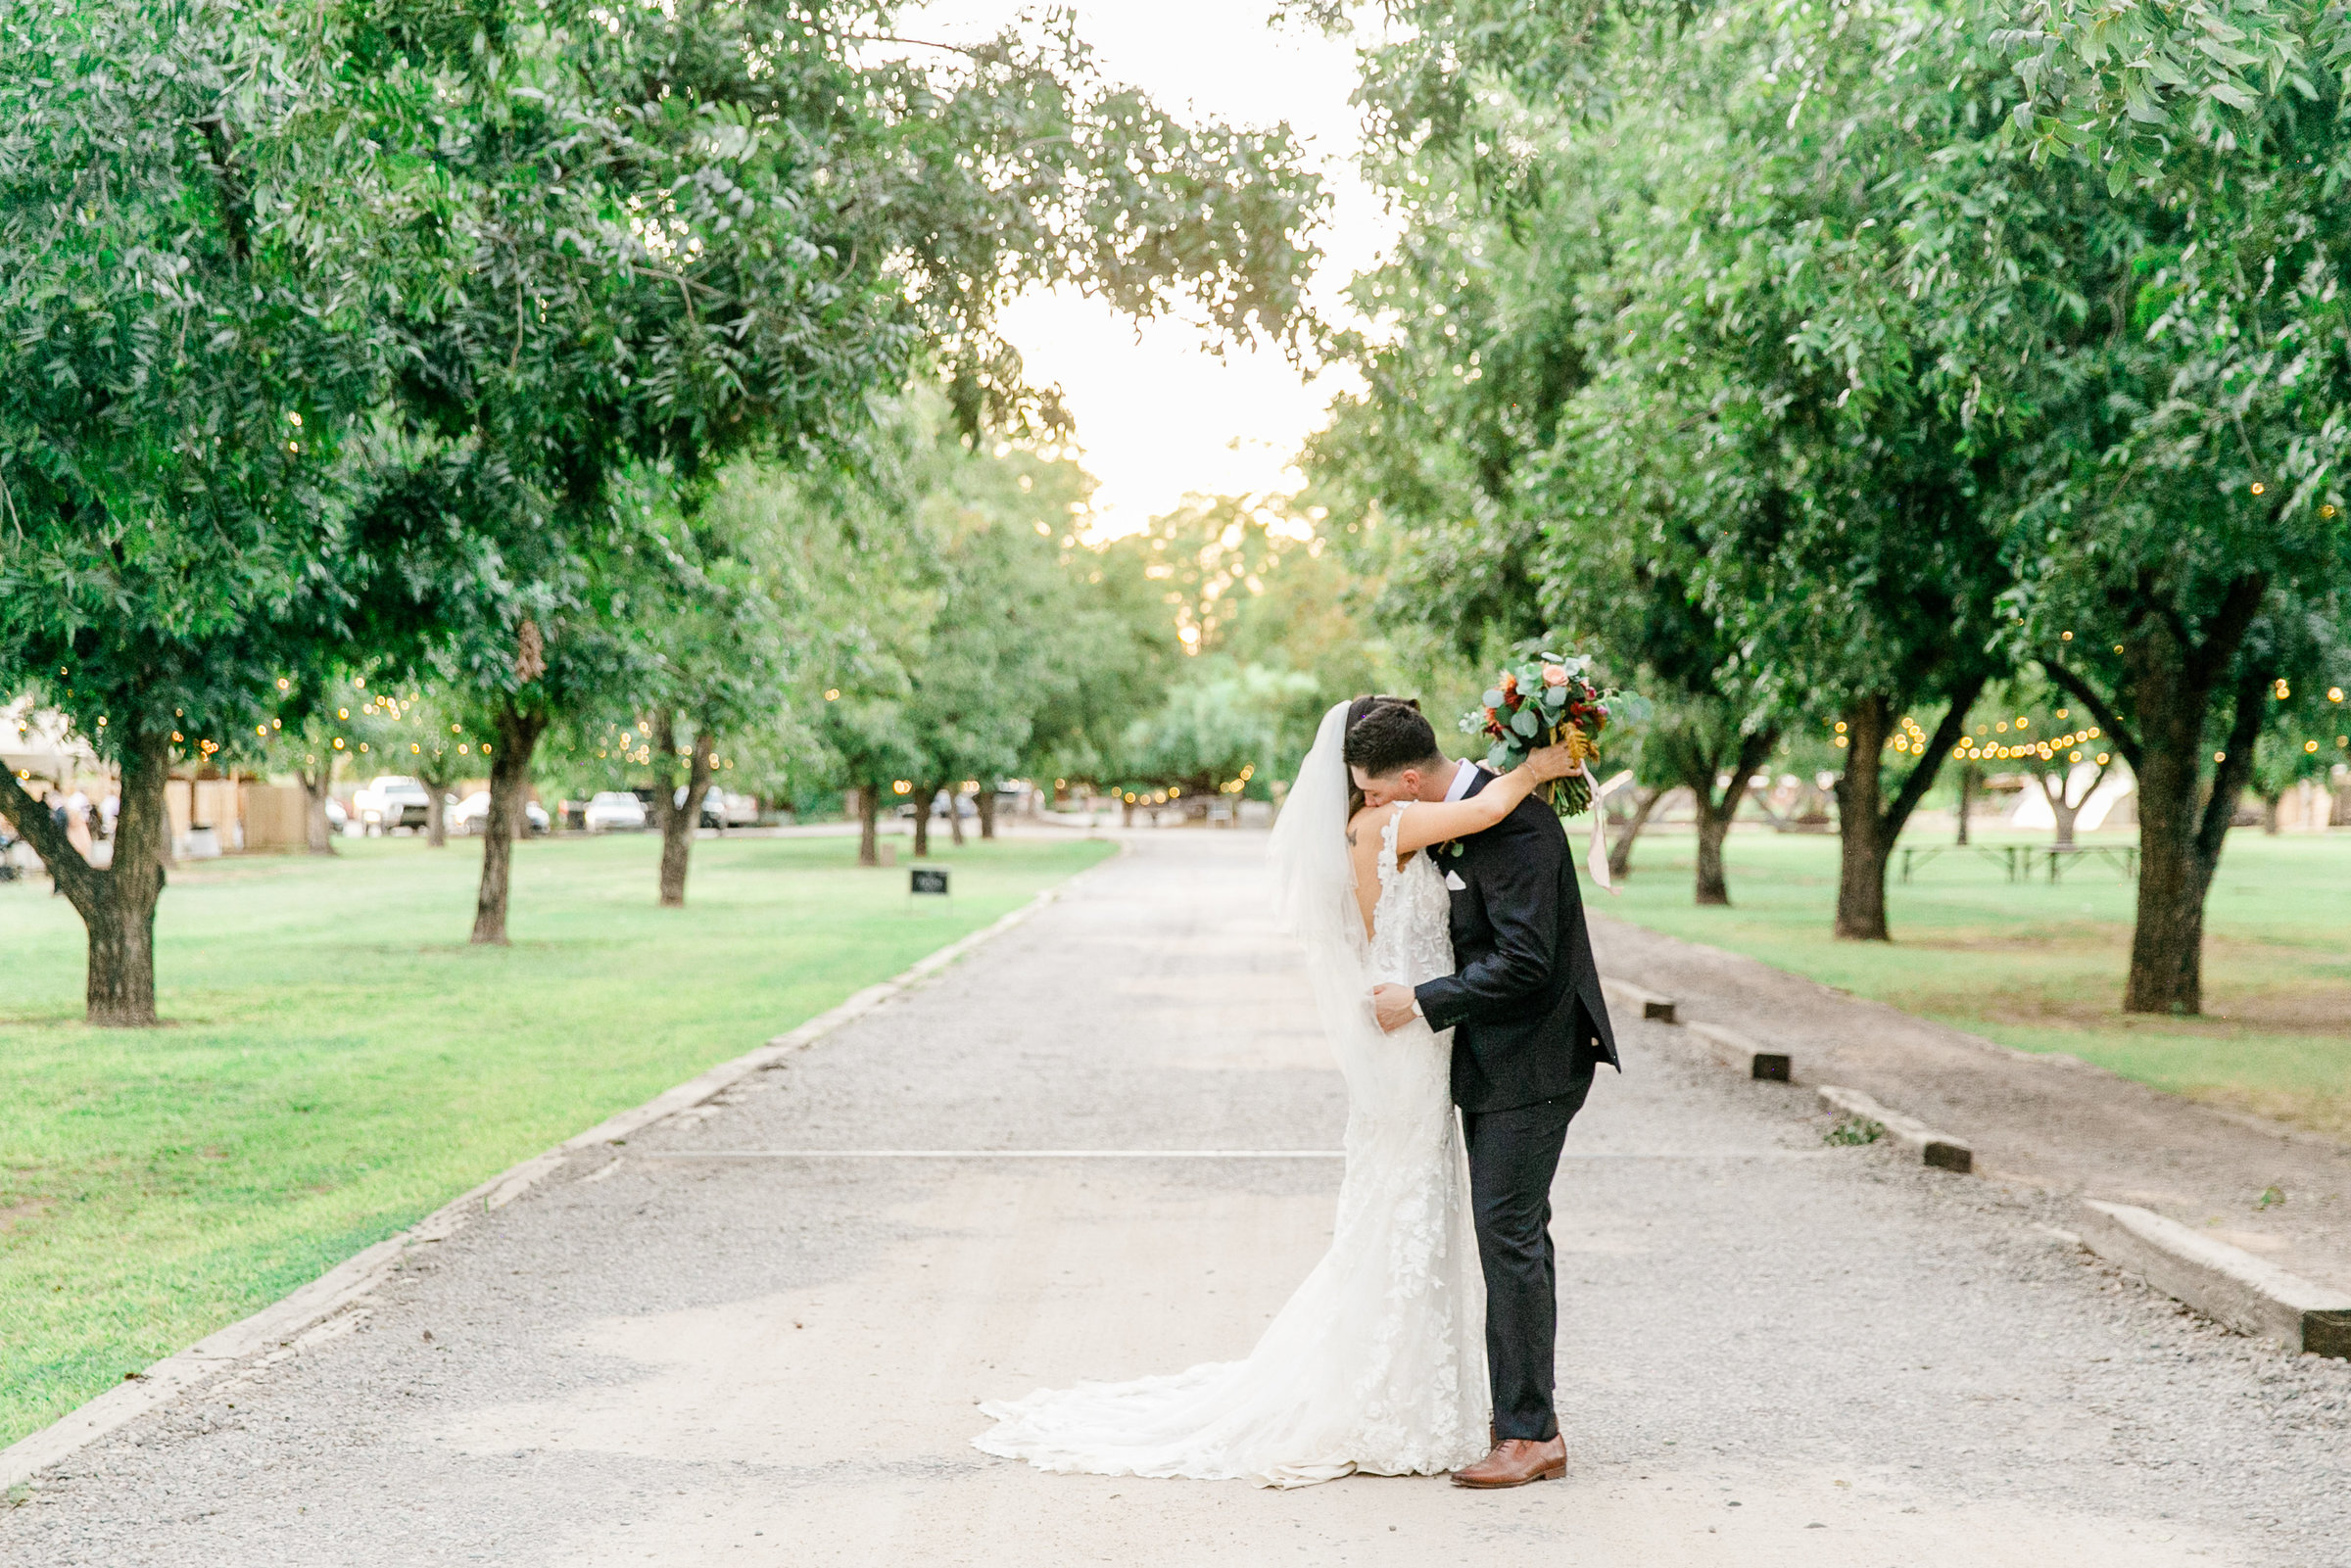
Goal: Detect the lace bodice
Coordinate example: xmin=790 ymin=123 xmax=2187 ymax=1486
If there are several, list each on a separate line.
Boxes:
xmin=1369 ymin=804 xmax=1456 ymax=989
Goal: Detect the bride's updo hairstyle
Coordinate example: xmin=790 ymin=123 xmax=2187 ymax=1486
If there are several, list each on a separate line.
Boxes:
xmin=1342 ymin=696 xmax=1439 ymax=820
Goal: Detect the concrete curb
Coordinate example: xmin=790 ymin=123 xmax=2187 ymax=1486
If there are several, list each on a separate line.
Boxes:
xmin=1599 ymin=976 xmax=1677 ymax=1024
xmin=0 ymin=858 xmax=1105 ymax=1493
xmin=1816 ymin=1085 xmax=1974 ymax=1173
xmin=1686 ymin=1021 xmax=1795 ymax=1083
xmin=1601 ymin=976 xmax=1794 ymax=1080
xmin=1601 ymin=975 xmax=1978 ymax=1170
xmin=2074 ymin=1200 xmax=2351 ymax=1359
xmin=1599 ymin=953 xmax=2349 ymax=1362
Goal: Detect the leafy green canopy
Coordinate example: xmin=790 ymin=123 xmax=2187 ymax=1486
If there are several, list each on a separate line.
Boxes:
xmin=3 ymin=0 xmax=1328 ymax=777
xmin=0 ymin=0 xmax=447 ymax=766
xmin=1313 ymin=0 xmax=2351 ymax=185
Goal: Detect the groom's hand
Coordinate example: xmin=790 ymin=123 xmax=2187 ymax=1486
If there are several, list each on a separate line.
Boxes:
xmin=1371 ymin=984 xmax=1420 ymax=1033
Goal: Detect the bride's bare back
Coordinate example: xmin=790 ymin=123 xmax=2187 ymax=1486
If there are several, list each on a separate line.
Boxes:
xmin=1346 ymin=742 xmax=1581 ymax=935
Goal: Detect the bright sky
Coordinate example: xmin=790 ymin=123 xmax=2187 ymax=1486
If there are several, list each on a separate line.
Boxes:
xmin=902 ymin=2 xmax=1392 ymax=536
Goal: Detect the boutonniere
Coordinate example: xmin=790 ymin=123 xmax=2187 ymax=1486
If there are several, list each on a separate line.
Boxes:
xmin=1440 ymin=839 xmax=1464 ymax=859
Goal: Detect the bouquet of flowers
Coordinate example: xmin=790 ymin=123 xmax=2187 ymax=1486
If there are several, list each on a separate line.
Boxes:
xmin=1462 ymin=645 xmax=1620 ymax=817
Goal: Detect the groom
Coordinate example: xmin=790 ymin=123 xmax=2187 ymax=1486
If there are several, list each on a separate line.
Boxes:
xmin=1348 ymin=698 xmax=1620 ymax=1490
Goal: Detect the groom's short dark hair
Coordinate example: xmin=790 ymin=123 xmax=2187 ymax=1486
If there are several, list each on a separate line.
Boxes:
xmin=1344 ymin=697 xmax=1443 ymax=778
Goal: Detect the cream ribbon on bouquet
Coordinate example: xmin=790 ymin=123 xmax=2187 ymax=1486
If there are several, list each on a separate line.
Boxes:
xmin=1583 ymin=769 xmax=1635 ymax=894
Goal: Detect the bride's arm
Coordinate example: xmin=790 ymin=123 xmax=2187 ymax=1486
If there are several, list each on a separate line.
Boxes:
xmin=1388 ymin=743 xmax=1583 ymax=853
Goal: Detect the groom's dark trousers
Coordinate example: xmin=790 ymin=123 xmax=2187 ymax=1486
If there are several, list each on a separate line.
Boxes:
xmin=1414 ymin=769 xmax=1619 ymax=1445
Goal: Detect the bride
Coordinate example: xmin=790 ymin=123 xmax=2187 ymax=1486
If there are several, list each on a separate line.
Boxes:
xmin=974 ymin=696 xmax=1583 ymax=1488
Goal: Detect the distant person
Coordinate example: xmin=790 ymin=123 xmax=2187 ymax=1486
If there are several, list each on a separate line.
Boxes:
xmin=65 ymin=791 xmax=94 ymax=863
xmin=977 ymin=697 xmax=1608 ymax=1489
xmin=46 ymin=789 xmax=68 ymax=894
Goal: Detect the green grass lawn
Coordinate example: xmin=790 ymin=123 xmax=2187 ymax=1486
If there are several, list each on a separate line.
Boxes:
xmin=1601 ymin=826 xmax=2351 ymax=1140
xmin=0 ymin=830 xmax=1111 ymax=1447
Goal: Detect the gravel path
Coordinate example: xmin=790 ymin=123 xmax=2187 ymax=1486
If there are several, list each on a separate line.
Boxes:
xmin=1590 ymin=913 xmax=2351 ymax=1294
xmin=4 ymin=832 xmax=2345 ymax=1566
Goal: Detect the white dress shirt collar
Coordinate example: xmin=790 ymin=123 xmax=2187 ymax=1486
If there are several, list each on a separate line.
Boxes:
xmin=1442 ymin=759 xmax=1483 ymax=803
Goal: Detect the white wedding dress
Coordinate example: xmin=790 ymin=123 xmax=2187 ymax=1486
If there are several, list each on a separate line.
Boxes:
xmin=974 ymin=702 xmax=1488 ymax=1488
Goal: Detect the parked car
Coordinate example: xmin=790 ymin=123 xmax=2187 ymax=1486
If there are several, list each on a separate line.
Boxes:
xmin=449 ymin=790 xmax=551 ymax=835
xmin=676 ymin=785 xmax=759 ymax=829
xmin=583 ymin=790 xmax=649 ymax=832
xmin=351 ymin=775 xmax=433 ymax=833
xmin=897 ymin=789 xmax=977 ymax=821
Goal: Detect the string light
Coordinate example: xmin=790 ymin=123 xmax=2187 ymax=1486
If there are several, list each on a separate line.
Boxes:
xmin=1960 ymin=723 xmax=2100 ymax=763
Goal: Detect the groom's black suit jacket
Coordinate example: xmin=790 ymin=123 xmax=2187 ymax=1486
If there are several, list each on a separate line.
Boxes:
xmin=1413 ymin=766 xmax=1620 ymax=1113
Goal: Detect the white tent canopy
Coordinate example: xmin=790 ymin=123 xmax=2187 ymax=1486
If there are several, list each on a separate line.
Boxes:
xmin=4 ymin=698 xmax=105 ymax=787
xmin=2007 ymin=758 xmax=2135 ymax=832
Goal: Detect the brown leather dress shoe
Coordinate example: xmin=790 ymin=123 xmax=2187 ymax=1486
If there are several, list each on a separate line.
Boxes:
xmin=1452 ymin=1436 xmax=1566 ymax=1489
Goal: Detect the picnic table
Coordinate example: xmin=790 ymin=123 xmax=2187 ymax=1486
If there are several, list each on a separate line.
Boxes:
xmin=1897 ymin=843 xmax=2032 ymax=883
xmin=1897 ymin=842 xmax=2140 ymax=884
xmin=2041 ymin=844 xmax=2139 ymax=882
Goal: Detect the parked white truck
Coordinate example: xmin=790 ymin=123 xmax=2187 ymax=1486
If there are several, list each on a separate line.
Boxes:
xmin=351 ymin=775 xmax=434 ymax=833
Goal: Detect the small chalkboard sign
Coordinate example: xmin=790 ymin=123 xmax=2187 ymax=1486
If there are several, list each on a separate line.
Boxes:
xmin=910 ymin=867 xmax=950 ymax=896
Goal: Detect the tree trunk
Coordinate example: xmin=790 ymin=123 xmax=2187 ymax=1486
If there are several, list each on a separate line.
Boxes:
xmin=418 ymin=767 xmax=455 ymax=848
xmin=1832 ymin=681 xmax=1983 ymax=942
xmin=2127 ymin=714 xmax=2213 ymax=1014
xmin=470 ymin=705 xmax=546 ymax=946
xmin=1 ymin=726 xmax=170 ymax=1024
xmin=650 ymin=708 xmax=714 ymax=909
xmin=912 ymin=784 xmax=934 ymax=857
xmin=858 ymin=784 xmax=881 ymax=867
xmin=2043 ymin=579 xmax=2268 ymax=1017
xmin=299 ymin=757 xmax=337 ymax=854
xmin=2122 ymin=666 xmax=2263 ymax=1016
xmin=977 ymin=786 xmax=997 ymax=841
xmin=1664 ymin=724 xmax=1779 ymax=908
xmin=948 ymin=787 xmax=967 ymax=846
xmin=1692 ymin=795 xmax=1733 ymax=905
xmin=2046 ymin=774 xmax=2085 ymax=850
xmin=1955 ymin=763 xmax=1977 ymax=845
xmin=84 ymin=732 xmax=169 ymax=1024
xmin=2259 ymin=791 xmax=2282 ymax=834
xmin=1607 ymin=785 xmax=1664 ymax=881
xmin=1833 ymin=696 xmax=1895 ymax=940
